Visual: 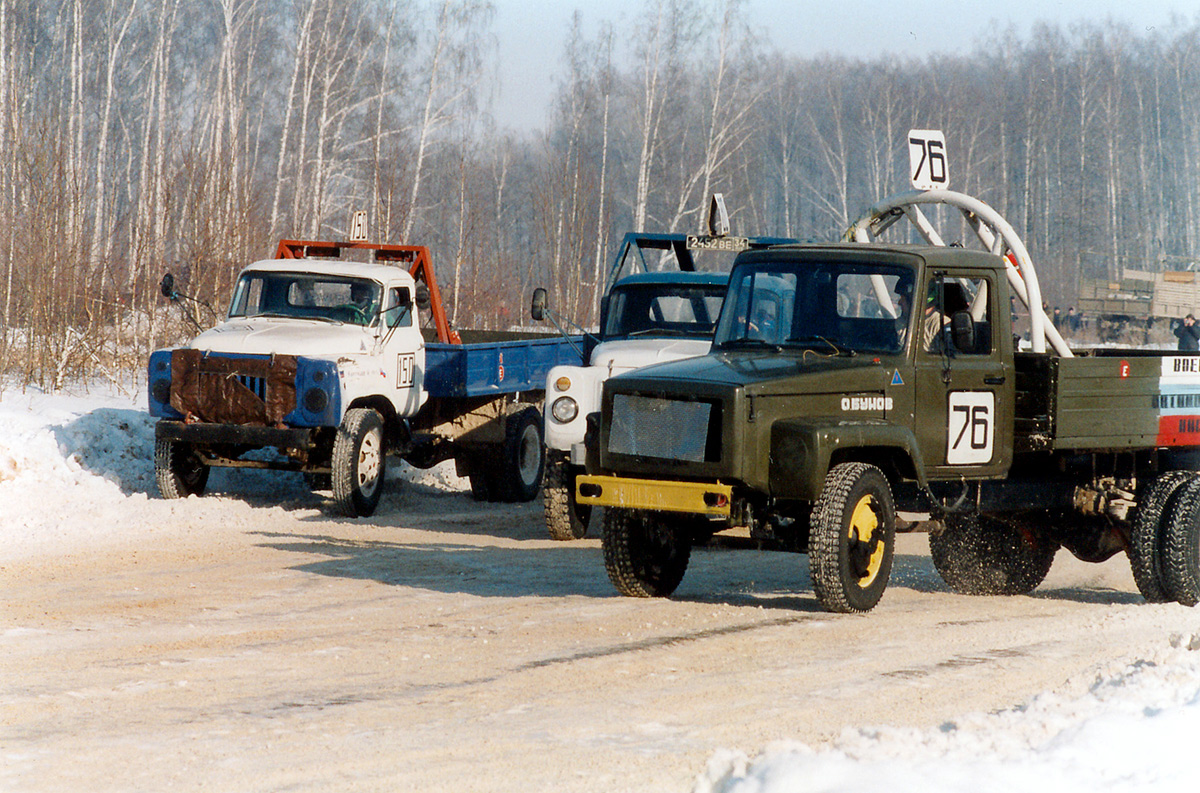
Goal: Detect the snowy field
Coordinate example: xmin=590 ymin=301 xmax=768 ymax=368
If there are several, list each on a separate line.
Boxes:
xmin=3 ymin=382 xmax=1200 ymax=792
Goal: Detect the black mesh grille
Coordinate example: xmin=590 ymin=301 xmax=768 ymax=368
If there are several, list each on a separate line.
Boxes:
xmin=608 ymin=394 xmax=719 ymax=462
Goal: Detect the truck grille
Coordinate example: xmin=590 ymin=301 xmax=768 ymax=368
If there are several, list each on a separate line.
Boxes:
xmin=199 ymin=372 xmax=267 ymax=401
xmin=608 ymin=394 xmax=719 ymax=463
xmin=170 ymin=349 xmax=297 ymax=426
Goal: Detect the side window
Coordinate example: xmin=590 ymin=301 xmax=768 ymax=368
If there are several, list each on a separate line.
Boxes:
xmin=386 ymin=287 xmax=413 ymax=328
xmin=923 ymin=276 xmax=992 ymax=355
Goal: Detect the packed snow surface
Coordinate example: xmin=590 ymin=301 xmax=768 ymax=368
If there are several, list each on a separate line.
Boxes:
xmin=4 ymin=383 xmax=1200 ymax=792
xmin=696 ymin=635 xmax=1200 ymax=793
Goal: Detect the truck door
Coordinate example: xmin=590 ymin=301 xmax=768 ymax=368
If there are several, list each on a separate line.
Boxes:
xmin=382 ymin=283 xmax=426 ymax=415
xmin=913 ymin=271 xmax=1014 ymax=479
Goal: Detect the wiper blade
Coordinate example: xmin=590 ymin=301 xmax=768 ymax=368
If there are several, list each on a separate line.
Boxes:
xmin=717 ymin=337 xmax=783 ymax=352
xmin=786 ymin=336 xmax=858 ymax=356
xmin=627 ymin=327 xmax=705 ymax=337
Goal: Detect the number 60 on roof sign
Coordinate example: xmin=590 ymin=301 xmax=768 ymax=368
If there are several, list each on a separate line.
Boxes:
xmin=908 ymin=129 xmax=948 ymax=191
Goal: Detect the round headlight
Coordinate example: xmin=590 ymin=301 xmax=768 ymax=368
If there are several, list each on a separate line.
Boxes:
xmin=551 ymin=396 xmax=579 ymax=423
xmin=554 ymin=375 xmax=572 ymax=392
xmin=151 ymin=378 xmax=172 ymax=406
xmin=304 ymin=386 xmax=329 ymax=414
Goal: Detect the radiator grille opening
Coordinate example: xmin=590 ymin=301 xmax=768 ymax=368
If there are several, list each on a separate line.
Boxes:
xmin=608 ymin=394 xmax=721 ymax=463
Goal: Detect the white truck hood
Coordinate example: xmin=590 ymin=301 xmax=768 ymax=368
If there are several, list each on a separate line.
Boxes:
xmin=188 ymin=319 xmax=377 ymax=356
xmin=589 ymin=338 xmax=711 ymax=374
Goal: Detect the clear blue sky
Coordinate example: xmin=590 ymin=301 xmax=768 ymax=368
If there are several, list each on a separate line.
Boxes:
xmin=491 ymin=0 xmax=1195 ymax=131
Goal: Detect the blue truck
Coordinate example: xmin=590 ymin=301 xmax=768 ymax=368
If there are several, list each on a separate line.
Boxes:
xmin=148 ymin=239 xmax=581 ymax=517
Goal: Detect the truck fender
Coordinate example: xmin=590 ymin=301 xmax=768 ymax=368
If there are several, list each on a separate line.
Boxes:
xmin=544 ymin=363 xmax=606 ymax=452
xmin=769 ymin=418 xmax=927 ymax=501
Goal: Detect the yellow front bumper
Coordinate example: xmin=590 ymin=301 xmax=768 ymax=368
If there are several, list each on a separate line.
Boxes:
xmin=576 ymin=475 xmax=732 ymax=516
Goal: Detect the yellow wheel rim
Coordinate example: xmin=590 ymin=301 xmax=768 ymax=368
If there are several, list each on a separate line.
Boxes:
xmin=848 ymin=495 xmax=885 ymax=587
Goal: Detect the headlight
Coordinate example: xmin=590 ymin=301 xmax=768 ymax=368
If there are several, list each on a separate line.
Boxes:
xmin=304 ymin=386 xmax=329 ymax=413
xmin=151 ymin=378 xmax=172 ymax=406
xmin=551 ymin=396 xmax=579 ymax=423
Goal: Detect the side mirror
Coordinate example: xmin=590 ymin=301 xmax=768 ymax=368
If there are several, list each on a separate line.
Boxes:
xmin=530 ymin=287 xmax=547 ymax=321
xmin=414 ymin=283 xmax=431 ymax=311
xmin=951 ymin=310 xmax=975 ymax=353
xmin=160 ymin=273 xmax=176 ymax=300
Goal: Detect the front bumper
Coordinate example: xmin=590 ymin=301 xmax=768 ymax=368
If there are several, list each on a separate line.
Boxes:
xmin=576 ymin=474 xmax=732 ymax=516
xmin=156 ymin=420 xmax=317 ymax=450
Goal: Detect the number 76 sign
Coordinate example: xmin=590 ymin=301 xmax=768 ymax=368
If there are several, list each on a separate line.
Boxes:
xmin=908 ymin=129 xmax=948 ymax=191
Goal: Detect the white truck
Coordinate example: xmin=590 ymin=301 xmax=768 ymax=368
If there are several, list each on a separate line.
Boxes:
xmin=149 ymin=239 xmax=580 ymax=517
xmin=533 ymin=227 xmax=795 ymax=540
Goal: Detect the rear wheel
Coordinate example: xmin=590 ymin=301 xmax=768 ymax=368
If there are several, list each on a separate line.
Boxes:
xmin=809 ymin=463 xmax=896 ymax=613
xmin=543 ymin=451 xmax=590 ymax=540
xmin=1161 ymin=476 xmax=1200 ymax=607
xmin=496 ymin=407 xmax=544 ymax=503
xmin=1130 ymin=471 xmax=1194 ymax=602
xmin=603 ymin=508 xmax=691 ymax=597
xmin=930 ymin=513 xmax=1056 ymax=596
xmin=331 ymin=408 xmax=386 ymax=517
xmin=466 ymin=453 xmax=500 ymax=502
xmin=155 ymin=438 xmax=209 ymax=499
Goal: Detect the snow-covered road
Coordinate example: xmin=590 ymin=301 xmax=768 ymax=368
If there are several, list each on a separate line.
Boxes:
xmin=3 ymin=387 xmax=1200 ymax=792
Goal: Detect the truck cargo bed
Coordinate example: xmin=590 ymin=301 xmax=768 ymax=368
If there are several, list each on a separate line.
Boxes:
xmin=424 ymin=334 xmax=582 ymax=398
xmin=1015 ymin=350 xmax=1200 ymax=452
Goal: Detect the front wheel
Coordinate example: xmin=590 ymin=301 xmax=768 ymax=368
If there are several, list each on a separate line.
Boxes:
xmin=155 ymin=438 xmax=210 ymax=499
xmin=808 ymin=463 xmax=896 ymax=613
xmin=603 ymin=508 xmax=691 ymax=597
xmin=331 ymin=408 xmax=386 ymax=517
xmin=930 ymin=513 xmax=1056 ymax=596
xmin=543 ymin=451 xmax=590 ymax=540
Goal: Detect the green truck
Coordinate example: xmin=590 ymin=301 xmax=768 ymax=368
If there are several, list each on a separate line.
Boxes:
xmin=577 ymin=190 xmax=1200 ymax=613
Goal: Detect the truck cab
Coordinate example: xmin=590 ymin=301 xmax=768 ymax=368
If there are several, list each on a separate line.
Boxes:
xmin=576 ymin=243 xmax=1032 ymax=611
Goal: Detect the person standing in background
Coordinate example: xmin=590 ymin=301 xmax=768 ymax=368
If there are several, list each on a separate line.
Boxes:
xmin=1175 ymin=313 xmax=1200 ymax=351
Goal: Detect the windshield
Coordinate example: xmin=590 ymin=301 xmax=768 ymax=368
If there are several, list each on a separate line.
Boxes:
xmin=228 ymin=271 xmax=383 ymax=327
xmin=714 ymin=258 xmax=915 ymax=354
xmin=603 ymin=283 xmax=725 ymax=339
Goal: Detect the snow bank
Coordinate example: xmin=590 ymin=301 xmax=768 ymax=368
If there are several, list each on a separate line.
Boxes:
xmin=0 ymin=384 xmax=468 ymax=561
xmin=695 ymin=634 xmax=1200 ymax=793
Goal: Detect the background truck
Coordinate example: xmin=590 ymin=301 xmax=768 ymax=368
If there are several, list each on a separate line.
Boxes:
xmin=148 ymin=239 xmax=581 ymax=517
xmin=1077 ymin=268 xmax=1200 ymax=341
xmin=576 ymin=190 xmax=1200 ymax=613
xmin=533 ymin=223 xmax=795 ymax=541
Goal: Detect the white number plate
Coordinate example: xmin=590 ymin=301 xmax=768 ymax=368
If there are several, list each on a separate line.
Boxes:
xmin=908 ymin=129 xmax=949 ymax=191
xmin=397 ymin=353 xmax=415 ymax=388
xmin=946 ymin=391 xmax=994 ymax=465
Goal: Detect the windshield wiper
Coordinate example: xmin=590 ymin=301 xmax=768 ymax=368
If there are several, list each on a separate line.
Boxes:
xmin=244 ymin=312 xmax=344 ymax=325
xmin=627 ymin=327 xmax=703 ymax=337
xmin=717 ymin=337 xmax=783 ymax=352
xmin=786 ymin=336 xmax=858 ymax=356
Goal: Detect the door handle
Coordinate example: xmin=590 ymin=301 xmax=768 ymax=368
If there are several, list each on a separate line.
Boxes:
xmin=984 ymin=375 xmax=1006 ymax=385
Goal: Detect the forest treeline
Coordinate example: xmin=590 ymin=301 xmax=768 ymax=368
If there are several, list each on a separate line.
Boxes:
xmin=3 ymin=0 xmax=1200 ymax=388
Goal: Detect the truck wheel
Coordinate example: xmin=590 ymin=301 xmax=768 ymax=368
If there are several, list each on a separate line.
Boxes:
xmin=1161 ymin=476 xmax=1200 ymax=606
xmin=331 ymin=408 xmax=386 ymax=517
xmin=929 ymin=514 xmax=1056 ymax=596
xmin=809 ymin=462 xmax=895 ymax=613
xmin=496 ymin=407 xmax=544 ymax=503
xmin=1130 ymin=471 xmax=1194 ymax=602
xmin=468 ymin=461 xmax=499 ymax=502
xmin=303 ymin=472 xmax=332 ymax=492
xmin=603 ymin=508 xmax=691 ymax=597
xmin=155 ymin=438 xmax=209 ymax=499
xmin=543 ymin=451 xmax=590 ymax=540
